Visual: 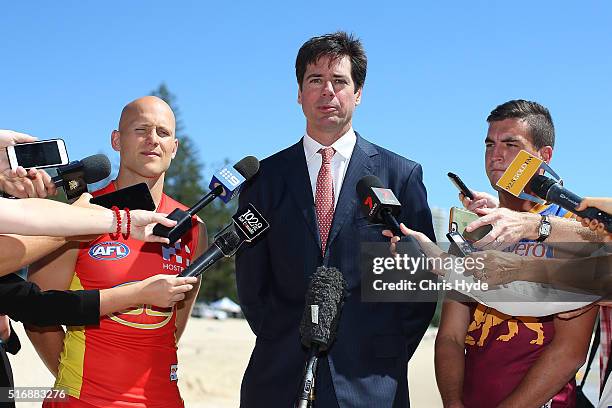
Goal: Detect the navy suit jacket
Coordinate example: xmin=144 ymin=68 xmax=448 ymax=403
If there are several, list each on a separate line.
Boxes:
xmin=235 ymin=133 xmax=436 ymax=407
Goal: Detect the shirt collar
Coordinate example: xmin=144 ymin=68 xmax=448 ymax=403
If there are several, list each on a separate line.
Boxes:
xmin=303 ymin=128 xmax=356 ymax=163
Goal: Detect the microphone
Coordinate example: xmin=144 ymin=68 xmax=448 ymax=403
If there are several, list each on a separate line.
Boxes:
xmin=356 ymin=175 xmax=402 ymax=235
xmin=178 ymin=204 xmax=269 ymax=278
xmin=530 ymin=175 xmax=612 ymax=232
xmin=296 ymin=266 xmax=346 ymax=408
xmin=208 ymin=156 xmax=260 ymax=204
xmin=51 ymin=154 xmax=112 ymax=201
xmin=153 ymin=156 xmax=260 ymax=244
xmin=299 ymin=266 xmax=346 ymax=351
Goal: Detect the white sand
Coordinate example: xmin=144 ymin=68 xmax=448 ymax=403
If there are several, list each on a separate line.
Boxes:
xmin=10 ymin=319 xmax=441 ymax=407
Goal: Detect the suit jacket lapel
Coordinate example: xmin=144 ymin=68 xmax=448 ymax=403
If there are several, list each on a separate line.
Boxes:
xmin=283 ymin=139 xmax=321 ymax=247
xmin=326 ymin=134 xmax=376 ymax=252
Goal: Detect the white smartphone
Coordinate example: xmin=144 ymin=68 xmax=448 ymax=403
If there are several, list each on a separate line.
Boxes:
xmin=6 ymin=139 xmax=69 ymax=170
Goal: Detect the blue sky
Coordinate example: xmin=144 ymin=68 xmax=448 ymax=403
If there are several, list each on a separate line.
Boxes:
xmin=1 ymin=1 xmax=610 ymax=211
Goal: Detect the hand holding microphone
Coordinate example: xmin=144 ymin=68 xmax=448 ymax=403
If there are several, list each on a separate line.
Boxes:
xmin=382 ymin=223 xmax=444 ymax=259
xmin=355 ymin=175 xmax=441 ymax=273
xmin=356 ymin=175 xmax=402 ymax=235
xmin=1 ymin=166 xmax=57 ymax=198
xmin=1 ymin=129 xmax=110 ymax=199
xmin=575 ymin=197 xmax=612 ymax=239
xmin=73 ymin=192 xmax=179 ymax=244
xmin=491 ymin=149 xmax=611 ymax=237
xmin=529 ymin=175 xmax=612 ymax=235
xmin=1 ymin=153 xmax=111 ymax=200
xmin=131 ymin=275 xmax=198 ymax=309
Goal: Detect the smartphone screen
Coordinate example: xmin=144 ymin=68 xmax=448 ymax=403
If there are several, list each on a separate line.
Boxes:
xmin=449 ymin=207 xmax=492 ymax=242
xmin=90 ymin=183 xmax=156 ymax=211
xmin=446 ymin=231 xmax=477 ymax=256
xmin=9 ymin=140 xmax=68 ymax=169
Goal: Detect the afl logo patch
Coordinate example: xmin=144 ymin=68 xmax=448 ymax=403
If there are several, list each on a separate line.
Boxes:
xmin=89 ymin=241 xmax=130 ymax=261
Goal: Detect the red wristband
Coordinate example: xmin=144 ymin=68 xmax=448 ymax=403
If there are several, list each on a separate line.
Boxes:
xmin=110 ymin=206 xmax=121 ymax=240
xmin=122 ymin=208 xmax=131 ymax=240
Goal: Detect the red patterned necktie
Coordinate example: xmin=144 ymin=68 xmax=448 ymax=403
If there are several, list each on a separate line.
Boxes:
xmin=315 ymin=147 xmax=335 ymax=254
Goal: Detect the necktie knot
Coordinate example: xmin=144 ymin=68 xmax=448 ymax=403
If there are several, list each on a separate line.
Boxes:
xmin=318 ymin=147 xmax=335 ymax=164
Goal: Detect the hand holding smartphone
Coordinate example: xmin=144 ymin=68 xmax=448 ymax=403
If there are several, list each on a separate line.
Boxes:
xmin=449 ymin=207 xmax=493 ymax=243
xmin=1 ymin=130 xmax=38 ymax=172
xmin=446 ymin=230 xmax=477 ymax=257
xmin=447 ymin=172 xmax=474 ymax=200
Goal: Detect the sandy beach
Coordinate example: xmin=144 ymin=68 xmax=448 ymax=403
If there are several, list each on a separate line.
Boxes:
xmin=9 ymin=318 xmax=599 ymax=407
xmin=9 ymin=319 xmax=442 ymax=407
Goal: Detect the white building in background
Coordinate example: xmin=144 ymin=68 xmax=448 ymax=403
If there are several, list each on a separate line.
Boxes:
xmin=431 ymin=207 xmax=448 ymax=242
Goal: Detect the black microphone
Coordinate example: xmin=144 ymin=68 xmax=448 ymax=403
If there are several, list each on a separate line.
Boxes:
xmin=153 ymin=156 xmax=260 ymax=244
xmin=52 ymin=154 xmax=111 ymax=201
xmin=296 ymin=267 xmax=346 ymax=408
xmin=356 ymin=175 xmax=402 ymax=235
xmin=299 ymin=266 xmax=346 ymax=351
xmin=530 ymin=175 xmax=612 ymax=233
xmin=178 ymin=204 xmax=269 ymax=278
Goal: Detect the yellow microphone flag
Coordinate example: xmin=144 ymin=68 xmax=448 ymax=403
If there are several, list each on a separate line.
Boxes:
xmin=496 ymin=150 xmax=543 ymax=197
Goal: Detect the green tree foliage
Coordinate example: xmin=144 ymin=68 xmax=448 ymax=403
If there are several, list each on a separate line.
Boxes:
xmin=151 ymin=83 xmax=238 ymax=302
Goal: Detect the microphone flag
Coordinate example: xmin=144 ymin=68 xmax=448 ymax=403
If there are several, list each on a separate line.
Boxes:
xmin=496 ymin=149 xmax=561 ymax=204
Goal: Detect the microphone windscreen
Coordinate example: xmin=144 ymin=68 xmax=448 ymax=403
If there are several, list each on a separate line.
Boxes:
xmin=81 ymin=154 xmax=112 ymax=184
xmin=529 ymin=174 xmax=556 ymax=200
xmin=233 ymin=156 xmax=260 ymax=181
xmin=299 ymin=266 xmax=347 ymax=351
xmin=356 ymin=175 xmax=384 ymax=201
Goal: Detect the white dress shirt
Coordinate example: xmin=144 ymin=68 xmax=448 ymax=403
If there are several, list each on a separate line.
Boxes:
xmin=303 ymin=128 xmax=357 ymax=209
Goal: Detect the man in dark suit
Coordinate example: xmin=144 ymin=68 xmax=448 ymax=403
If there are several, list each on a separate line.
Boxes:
xmin=236 ymin=31 xmax=436 ymax=407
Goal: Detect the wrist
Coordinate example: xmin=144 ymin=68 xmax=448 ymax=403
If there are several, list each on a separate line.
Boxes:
xmin=515 ymin=256 xmax=531 ymax=280
xmin=119 ymin=209 xmax=131 ymax=238
xmin=120 ymin=211 xmax=127 ymax=234
xmin=105 ymin=209 xmax=117 ymax=234
xmin=131 ymin=281 xmax=146 ymax=305
xmin=0 ymin=174 xmax=7 ymax=195
xmin=107 ymin=207 xmax=122 ymax=239
xmin=523 ymin=212 xmax=541 ymax=240
xmin=0 ymin=149 xmax=9 ymax=172
xmin=100 ymin=284 xmax=140 ymax=316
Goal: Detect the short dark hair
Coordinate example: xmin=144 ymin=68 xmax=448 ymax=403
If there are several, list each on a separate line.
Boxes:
xmin=295 ymin=31 xmax=367 ymax=93
xmin=487 ymin=99 xmax=555 ymax=149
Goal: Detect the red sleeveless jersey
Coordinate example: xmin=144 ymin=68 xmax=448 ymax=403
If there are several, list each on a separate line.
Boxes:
xmin=49 ymin=183 xmax=200 ymax=408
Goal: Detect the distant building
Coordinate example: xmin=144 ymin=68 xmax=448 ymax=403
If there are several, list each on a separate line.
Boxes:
xmin=431 ymin=207 xmax=448 ymax=242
